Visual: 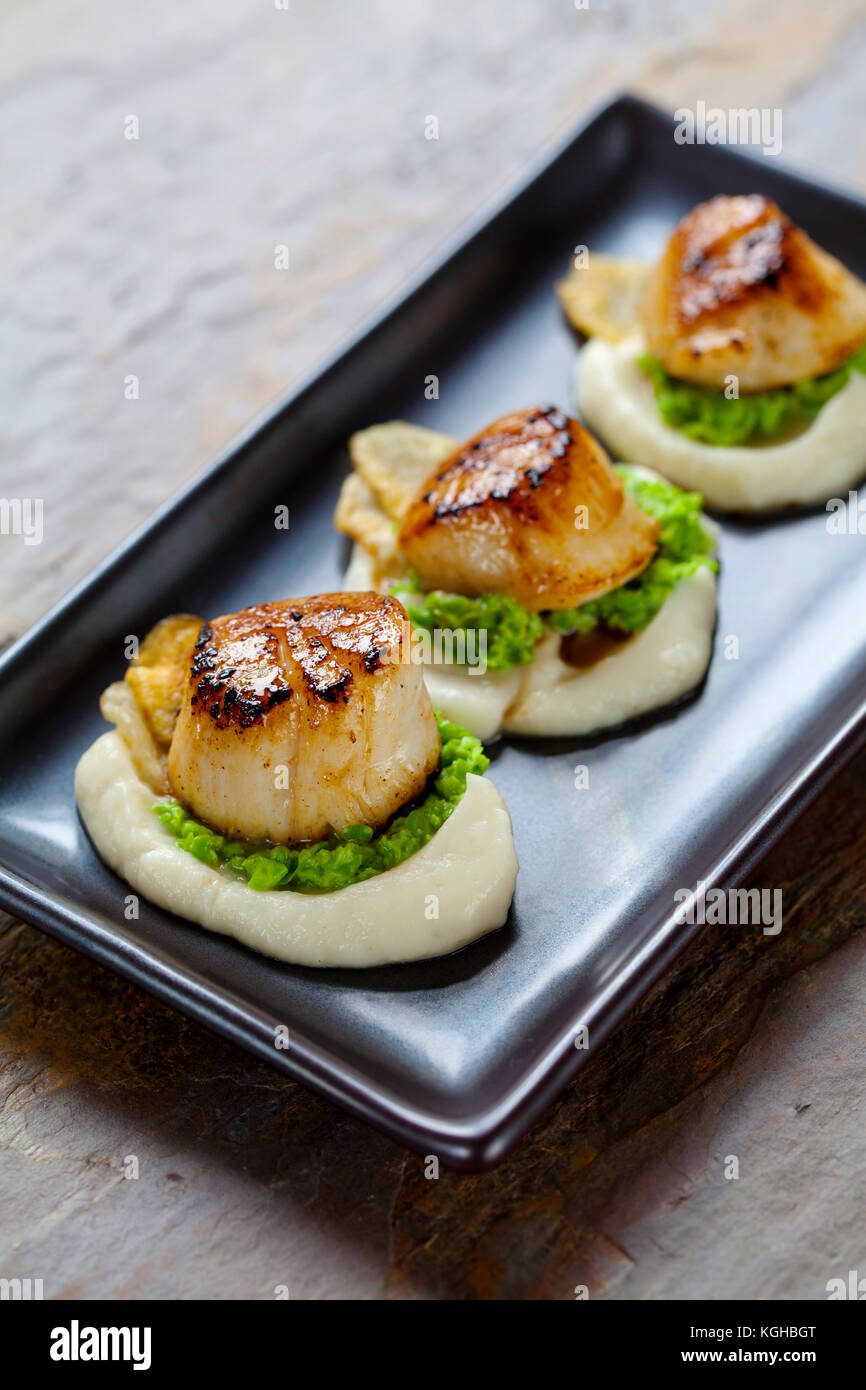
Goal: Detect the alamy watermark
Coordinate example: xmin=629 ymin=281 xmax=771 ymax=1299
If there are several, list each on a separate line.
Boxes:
xmin=50 ymin=1322 xmax=151 ymax=1371
xmin=674 ymin=103 xmax=783 ymax=158
xmin=0 ymin=497 xmax=43 ymax=545
xmin=373 ymin=620 xmax=488 ymax=675
xmin=674 ymin=881 xmax=782 ymax=935
xmin=826 ymin=1269 xmax=866 ymax=1299
xmin=0 ymin=1277 xmax=43 ymax=1300
xmin=826 ymin=492 xmax=866 ymax=534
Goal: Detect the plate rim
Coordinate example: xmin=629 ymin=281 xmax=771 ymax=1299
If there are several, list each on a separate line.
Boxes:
xmin=4 ymin=92 xmax=866 ymax=1169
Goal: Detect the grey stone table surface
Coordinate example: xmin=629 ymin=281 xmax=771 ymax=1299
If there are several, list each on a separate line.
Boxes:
xmin=2 ymin=0 xmax=866 ymax=1299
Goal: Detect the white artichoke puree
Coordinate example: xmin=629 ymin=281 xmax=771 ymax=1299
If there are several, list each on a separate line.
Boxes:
xmin=75 ymin=731 xmax=518 ymax=968
xmin=578 ymin=335 xmax=866 ymax=512
xmin=344 ymin=466 xmax=718 ymax=741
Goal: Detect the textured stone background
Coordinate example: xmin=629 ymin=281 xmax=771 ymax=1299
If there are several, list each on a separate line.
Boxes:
xmin=2 ymin=0 xmax=866 ymax=1300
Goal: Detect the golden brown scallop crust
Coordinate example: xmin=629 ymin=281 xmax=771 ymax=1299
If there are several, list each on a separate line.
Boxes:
xmin=641 ymin=194 xmax=866 ymax=390
xmin=167 ymin=593 xmax=441 ymax=844
xmin=124 ymin=613 xmax=203 ymax=747
xmin=397 ymin=405 xmax=659 ymax=611
xmin=187 ymin=593 xmax=409 ymax=728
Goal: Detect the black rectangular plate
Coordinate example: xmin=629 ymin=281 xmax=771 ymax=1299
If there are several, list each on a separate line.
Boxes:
xmin=3 ymin=96 xmax=866 ymax=1169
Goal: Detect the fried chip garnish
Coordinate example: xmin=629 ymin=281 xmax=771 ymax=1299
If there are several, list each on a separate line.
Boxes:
xmin=99 ymin=680 xmax=169 ymax=795
xmin=126 ymin=665 xmax=186 ymax=747
xmin=334 ymin=472 xmax=401 ymax=571
xmin=135 ymin=613 xmax=203 ymax=669
xmin=348 ymin=422 xmax=459 ymax=524
xmin=124 ymin=613 xmax=202 ymax=750
xmin=556 ymin=254 xmax=650 ymax=342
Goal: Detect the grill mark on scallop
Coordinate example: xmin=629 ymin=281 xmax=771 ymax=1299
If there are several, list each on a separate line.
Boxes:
xmin=187 ymin=595 xmax=406 ymax=729
xmin=408 ymin=404 xmax=572 ymax=531
xmin=672 ymin=197 xmax=827 ymax=326
xmin=167 ymin=591 xmax=440 ymax=844
xmin=397 ymin=406 xmax=660 ymax=612
xmin=640 ymin=193 xmax=866 ymax=389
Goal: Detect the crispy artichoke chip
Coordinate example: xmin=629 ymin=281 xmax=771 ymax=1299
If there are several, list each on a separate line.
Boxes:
xmin=556 ymin=253 xmax=650 ymax=342
xmin=126 ymin=665 xmax=186 ymax=748
xmin=99 ymin=680 xmax=169 ymax=795
xmin=348 ymin=422 xmax=459 ymax=524
xmin=135 ymin=613 xmax=203 ymax=667
xmin=124 ymin=613 xmax=202 ymax=751
xmin=334 ymin=472 xmax=400 ymax=570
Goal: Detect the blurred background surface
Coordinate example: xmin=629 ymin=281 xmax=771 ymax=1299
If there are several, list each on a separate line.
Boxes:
xmin=4 ymin=0 xmax=866 ymax=637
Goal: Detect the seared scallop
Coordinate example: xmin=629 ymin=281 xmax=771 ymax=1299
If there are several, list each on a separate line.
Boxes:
xmin=641 ymin=194 xmax=866 ymax=391
xmin=397 ymin=405 xmax=659 ymax=611
xmin=167 ymin=593 xmax=440 ymax=844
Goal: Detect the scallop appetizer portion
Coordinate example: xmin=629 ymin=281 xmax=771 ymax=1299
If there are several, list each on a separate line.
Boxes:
xmin=168 ymin=593 xmax=439 ymax=844
xmin=336 ymin=414 xmax=718 ymax=741
xmin=565 ymin=196 xmax=866 ymax=511
xmin=75 ymin=592 xmax=518 ymax=968
xmin=642 ymin=195 xmax=866 ymax=392
xmin=397 ymin=405 xmax=658 ymax=612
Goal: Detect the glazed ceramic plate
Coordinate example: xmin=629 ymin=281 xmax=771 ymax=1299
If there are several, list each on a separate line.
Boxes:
xmin=3 ymin=96 xmax=866 ymax=1168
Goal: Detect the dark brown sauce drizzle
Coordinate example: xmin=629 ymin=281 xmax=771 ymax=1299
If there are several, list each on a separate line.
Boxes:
xmin=559 ymin=627 xmax=633 ymax=670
